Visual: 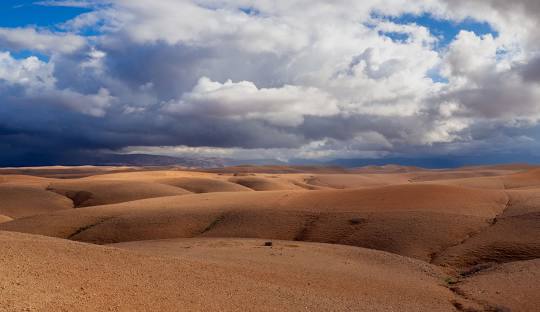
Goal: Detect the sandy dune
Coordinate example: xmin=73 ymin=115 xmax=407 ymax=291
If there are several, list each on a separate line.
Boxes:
xmin=47 ymin=179 xmax=191 ymax=207
xmin=410 ymin=169 xmax=518 ymax=183
xmin=433 ymin=212 xmax=540 ymax=267
xmin=501 ymin=168 xmax=540 ymax=189
xmin=422 ymin=167 xmax=540 ymax=191
xmin=423 ymin=176 xmax=508 ymax=190
xmin=429 ymin=188 xmax=540 ymax=269
xmin=157 ymin=176 xmax=253 ymax=193
xmin=204 ymin=165 xmax=349 ymax=174
xmin=456 ymin=259 xmax=540 ymax=312
xmin=78 ymin=170 xmax=312 ymax=191
xmin=0 ymin=165 xmax=138 ymax=178
xmin=0 ymin=215 xmax=12 ymax=223
xmin=228 ymin=176 xmax=306 ymax=191
xmin=351 ymin=164 xmax=425 ymax=173
xmin=1 ymin=165 xmax=539 ymax=311
xmin=303 ymin=173 xmax=412 ymax=189
xmin=0 ymin=231 xmax=462 ymax=311
xmin=0 ymin=184 xmax=508 ymax=262
xmin=0 ymin=174 xmax=53 ymax=188
xmin=0 ymin=184 xmax=73 ymax=218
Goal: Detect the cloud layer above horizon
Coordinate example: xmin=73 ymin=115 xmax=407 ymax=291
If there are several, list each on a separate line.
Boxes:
xmin=2 ymin=0 xmax=540 ymax=165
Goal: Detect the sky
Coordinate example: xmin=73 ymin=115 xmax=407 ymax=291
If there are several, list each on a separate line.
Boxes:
xmin=1 ymin=0 xmax=540 ymax=166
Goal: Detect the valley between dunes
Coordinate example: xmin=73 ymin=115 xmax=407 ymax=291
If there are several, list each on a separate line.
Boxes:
xmin=1 ymin=165 xmax=539 ymax=311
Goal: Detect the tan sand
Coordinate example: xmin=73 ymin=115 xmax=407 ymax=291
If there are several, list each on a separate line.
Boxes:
xmin=47 ymin=179 xmax=191 ymax=207
xmin=158 ymin=176 xmax=254 ymax=193
xmin=0 ymin=231 xmax=460 ymax=312
xmin=0 ymin=215 xmax=12 ymax=224
xmin=0 ymin=184 xmax=73 ymax=218
xmin=432 ymin=189 xmax=540 ymax=268
xmin=0 ymin=165 xmax=538 ymax=311
xmin=456 ymin=259 xmax=540 ymax=312
xmin=0 ymin=184 xmax=507 ymax=262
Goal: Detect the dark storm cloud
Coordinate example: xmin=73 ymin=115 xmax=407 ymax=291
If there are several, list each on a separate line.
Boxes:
xmin=0 ymin=91 xmax=310 ymax=165
xmin=95 ymin=39 xmax=292 ymax=101
xmin=521 ymin=56 xmax=540 ymax=83
xmin=301 ymin=114 xmax=424 ymax=144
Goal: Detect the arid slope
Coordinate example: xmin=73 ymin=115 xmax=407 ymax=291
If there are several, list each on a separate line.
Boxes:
xmin=1 ymin=165 xmax=539 ymax=311
xmin=0 ymin=184 xmax=508 ymax=262
xmin=0 ymin=231 xmax=459 ymax=312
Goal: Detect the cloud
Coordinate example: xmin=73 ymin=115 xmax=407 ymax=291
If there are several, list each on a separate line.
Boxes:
xmin=521 ymin=56 xmax=540 ymax=83
xmin=442 ymin=31 xmax=498 ymax=77
xmin=164 ymin=77 xmax=339 ymax=127
xmin=113 ymin=0 xmax=310 ymax=55
xmin=2 ymin=0 xmax=540 ymax=165
xmin=0 ymin=52 xmax=114 ymax=117
xmin=0 ymin=52 xmax=54 ymax=87
xmin=0 ymin=27 xmax=86 ymax=54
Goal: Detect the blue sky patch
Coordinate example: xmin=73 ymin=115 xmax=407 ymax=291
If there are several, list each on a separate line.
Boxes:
xmin=239 ymin=7 xmax=260 ymax=16
xmin=9 ymin=49 xmax=50 ymax=61
xmin=379 ymin=31 xmax=410 ymax=43
xmin=426 ymin=67 xmax=449 ymax=84
xmin=0 ymin=1 xmax=92 ymax=28
xmin=374 ymin=12 xmax=498 ymax=48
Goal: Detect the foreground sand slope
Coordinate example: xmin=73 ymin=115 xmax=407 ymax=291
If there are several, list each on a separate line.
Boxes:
xmin=0 ymin=184 xmax=508 ymax=262
xmin=456 ymin=259 xmax=540 ymax=312
xmin=0 ymin=231 xmax=459 ymax=312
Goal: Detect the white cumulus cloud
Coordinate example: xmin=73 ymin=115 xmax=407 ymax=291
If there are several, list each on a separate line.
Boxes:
xmin=165 ymin=77 xmax=339 ymax=127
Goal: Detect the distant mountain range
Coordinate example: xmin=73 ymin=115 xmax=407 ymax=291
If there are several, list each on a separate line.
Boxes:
xmin=68 ymin=153 xmax=230 ymax=168
xmin=2 ymin=151 xmax=538 ymax=169
xmin=75 ymin=153 xmax=540 ymax=169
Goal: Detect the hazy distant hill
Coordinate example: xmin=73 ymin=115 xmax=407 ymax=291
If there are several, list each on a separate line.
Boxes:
xmin=83 ymin=153 xmax=228 ymax=168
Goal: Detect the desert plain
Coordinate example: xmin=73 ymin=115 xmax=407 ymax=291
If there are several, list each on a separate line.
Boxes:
xmin=0 ymin=164 xmax=539 ymax=311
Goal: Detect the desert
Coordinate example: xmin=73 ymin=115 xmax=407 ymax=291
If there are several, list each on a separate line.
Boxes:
xmin=1 ymin=165 xmax=539 ymax=311
xmin=3 ymin=1 xmax=540 ymax=311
